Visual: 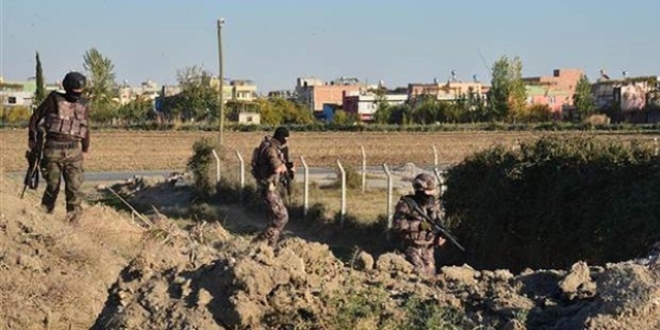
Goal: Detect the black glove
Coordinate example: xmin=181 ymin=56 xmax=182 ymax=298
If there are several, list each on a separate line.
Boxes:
xmin=285 ymin=162 xmax=295 ymax=180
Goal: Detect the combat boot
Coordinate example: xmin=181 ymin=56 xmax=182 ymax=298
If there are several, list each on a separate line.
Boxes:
xmin=40 ymin=203 xmax=55 ymax=214
xmin=66 ymin=211 xmax=81 ymax=226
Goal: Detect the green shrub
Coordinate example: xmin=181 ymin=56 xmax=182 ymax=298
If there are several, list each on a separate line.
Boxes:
xmin=444 ymin=136 xmax=660 ymax=271
xmin=187 ymin=137 xmax=224 ymax=200
xmin=329 ymin=165 xmax=362 ymax=190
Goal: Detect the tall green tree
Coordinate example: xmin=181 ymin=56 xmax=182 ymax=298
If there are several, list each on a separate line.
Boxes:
xmin=573 ymin=74 xmax=595 ymax=121
xmin=83 ymin=48 xmax=118 ymax=123
xmin=175 ymin=66 xmax=219 ymax=122
xmin=34 ymin=52 xmax=46 ymax=105
xmin=489 ymin=56 xmax=527 ymax=122
xmin=372 ymin=88 xmax=392 ymax=124
xmin=83 ymin=48 xmax=117 ymax=103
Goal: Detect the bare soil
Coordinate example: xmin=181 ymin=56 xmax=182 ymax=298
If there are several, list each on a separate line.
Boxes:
xmin=3 ymin=169 xmax=660 ymax=329
xmin=4 ymin=129 xmax=657 ymax=172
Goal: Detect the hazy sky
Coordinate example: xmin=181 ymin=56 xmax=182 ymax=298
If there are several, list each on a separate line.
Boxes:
xmin=2 ymin=0 xmax=658 ymax=93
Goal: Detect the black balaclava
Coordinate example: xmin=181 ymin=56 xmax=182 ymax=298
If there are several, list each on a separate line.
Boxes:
xmin=62 ymin=71 xmax=87 ymax=101
xmin=273 ymin=126 xmax=290 ymax=145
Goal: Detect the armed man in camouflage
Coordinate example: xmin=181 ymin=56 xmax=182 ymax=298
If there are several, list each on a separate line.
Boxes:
xmin=28 ymin=72 xmax=90 ymax=225
xmin=392 ymin=173 xmax=447 ymax=277
xmin=251 ymin=126 xmax=295 ymax=247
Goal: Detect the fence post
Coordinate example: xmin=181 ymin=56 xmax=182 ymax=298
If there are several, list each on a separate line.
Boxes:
xmin=300 ymin=156 xmax=309 ymax=217
xmin=336 ymin=159 xmax=347 ymax=227
xmin=383 ymin=163 xmax=393 ymax=231
xmin=655 ymin=137 xmax=658 ymax=156
xmin=235 ymin=150 xmax=245 ymax=190
xmin=432 ymin=145 xmax=438 ymax=169
xmin=434 ymin=168 xmax=447 ymax=196
xmin=361 ymin=145 xmax=367 ymax=193
xmin=211 ymin=149 xmax=221 ymax=183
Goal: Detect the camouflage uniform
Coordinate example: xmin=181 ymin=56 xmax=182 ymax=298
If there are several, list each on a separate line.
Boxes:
xmin=392 ymin=173 xmax=444 ymax=277
xmin=28 ymin=72 xmax=90 ymax=224
xmin=252 ymin=133 xmax=290 ymax=247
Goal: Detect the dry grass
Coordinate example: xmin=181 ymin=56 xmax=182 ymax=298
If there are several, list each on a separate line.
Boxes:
xmin=301 ymin=184 xmax=398 ymax=224
xmin=6 ymin=129 xmax=657 ymax=173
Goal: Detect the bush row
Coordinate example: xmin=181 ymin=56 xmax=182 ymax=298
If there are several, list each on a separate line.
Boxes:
xmin=444 ymin=136 xmax=660 ymax=271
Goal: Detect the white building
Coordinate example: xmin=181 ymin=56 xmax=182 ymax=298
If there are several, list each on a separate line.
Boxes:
xmin=342 ymin=91 xmax=408 ymax=122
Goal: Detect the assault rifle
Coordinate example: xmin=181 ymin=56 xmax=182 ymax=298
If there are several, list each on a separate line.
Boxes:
xmin=280 ymin=162 xmax=295 ymax=202
xmin=21 ymin=130 xmax=45 ymax=199
xmin=279 ymin=146 xmax=294 ymax=203
xmin=401 ymin=197 xmax=466 ymax=252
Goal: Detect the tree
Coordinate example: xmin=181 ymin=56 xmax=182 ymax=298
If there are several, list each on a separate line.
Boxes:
xmin=331 ymin=110 xmax=358 ymax=126
xmin=489 ymin=56 xmax=527 ymax=122
xmin=372 ymin=89 xmax=392 ymax=124
xmin=255 ymin=98 xmax=283 ymax=125
xmin=117 ymin=94 xmax=152 ymax=125
xmin=83 ymin=48 xmax=118 ymax=123
xmin=167 ymin=65 xmax=220 ymax=122
xmin=573 ymin=75 xmax=595 ymax=121
xmin=34 ymin=52 xmax=46 ymax=105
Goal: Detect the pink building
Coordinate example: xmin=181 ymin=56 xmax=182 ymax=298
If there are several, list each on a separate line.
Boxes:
xmin=295 ymin=77 xmax=366 ymax=113
xmin=522 ymin=68 xmax=584 ymax=115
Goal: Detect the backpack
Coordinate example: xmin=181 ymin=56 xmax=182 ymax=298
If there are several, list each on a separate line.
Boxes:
xmin=250 ymin=136 xmax=272 ymax=180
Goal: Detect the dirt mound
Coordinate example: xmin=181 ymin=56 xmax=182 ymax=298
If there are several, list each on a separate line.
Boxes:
xmin=0 ymin=176 xmax=146 ymax=329
xmin=89 ymin=230 xmax=660 ymax=330
xmin=5 ymin=171 xmax=660 ymax=329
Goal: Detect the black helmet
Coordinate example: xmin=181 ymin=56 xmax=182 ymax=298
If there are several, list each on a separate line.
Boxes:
xmin=273 ymin=126 xmax=290 ymax=143
xmin=412 ymin=173 xmax=437 ymax=192
xmin=62 ymin=72 xmax=87 ymax=92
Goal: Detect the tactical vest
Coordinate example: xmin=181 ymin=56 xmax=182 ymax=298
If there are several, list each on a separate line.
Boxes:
xmin=399 ymin=195 xmax=442 ymax=244
xmin=44 ymin=97 xmax=89 ymax=139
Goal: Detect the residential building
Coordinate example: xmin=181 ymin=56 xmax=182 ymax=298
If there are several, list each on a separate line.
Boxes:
xmin=295 ymin=77 xmax=366 ymax=113
xmin=592 ymin=76 xmax=659 ymax=111
xmin=590 ymin=76 xmax=660 ymax=122
xmin=525 ymin=85 xmax=571 ymax=113
xmin=238 ymin=112 xmax=260 ymax=125
xmin=408 ymin=80 xmax=485 ymax=101
xmin=268 ymin=90 xmax=297 ymax=100
xmin=117 ymin=80 xmax=161 ymax=105
xmin=210 ymin=78 xmax=257 ymax=102
xmin=0 ymin=77 xmax=60 ymax=107
xmin=209 ymin=77 xmax=236 ymax=102
xmin=343 ymin=91 xmax=407 ymax=122
xmin=522 ymin=69 xmax=583 ymax=114
xmin=231 ymin=80 xmax=257 ymax=101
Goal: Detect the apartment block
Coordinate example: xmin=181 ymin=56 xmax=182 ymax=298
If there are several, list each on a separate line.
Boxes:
xmin=295 ymin=77 xmax=366 ymax=112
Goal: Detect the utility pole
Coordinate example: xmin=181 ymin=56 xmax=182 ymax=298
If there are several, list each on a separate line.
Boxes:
xmin=217 ymin=18 xmax=225 ymax=145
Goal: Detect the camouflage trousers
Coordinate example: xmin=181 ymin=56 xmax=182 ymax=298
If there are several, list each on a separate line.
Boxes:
xmin=255 ymin=184 xmax=289 ymax=247
xmin=404 ymin=244 xmax=436 ymax=277
xmin=40 ymin=144 xmax=85 ymax=221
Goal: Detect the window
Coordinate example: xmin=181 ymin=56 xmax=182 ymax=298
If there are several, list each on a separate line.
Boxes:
xmin=7 ymin=96 xmax=16 ymax=104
